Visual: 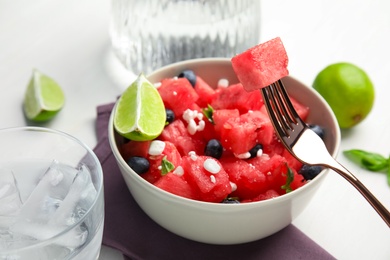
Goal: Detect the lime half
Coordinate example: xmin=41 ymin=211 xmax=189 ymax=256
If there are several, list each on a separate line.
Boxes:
xmin=114 ymin=73 xmax=166 ymax=141
xmin=23 ymin=69 xmax=65 ymax=122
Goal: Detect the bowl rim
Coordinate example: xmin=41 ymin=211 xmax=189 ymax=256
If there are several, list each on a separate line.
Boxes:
xmin=108 ymin=57 xmax=341 ymax=209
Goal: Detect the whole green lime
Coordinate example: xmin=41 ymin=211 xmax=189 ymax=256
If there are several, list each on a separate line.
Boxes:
xmin=312 ymin=62 xmax=375 ymax=128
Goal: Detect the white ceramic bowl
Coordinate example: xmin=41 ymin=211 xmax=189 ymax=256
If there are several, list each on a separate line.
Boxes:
xmin=108 ymin=58 xmax=340 ymax=245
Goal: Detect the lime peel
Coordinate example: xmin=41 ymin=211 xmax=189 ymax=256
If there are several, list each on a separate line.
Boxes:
xmin=114 ymin=73 xmax=166 ymax=141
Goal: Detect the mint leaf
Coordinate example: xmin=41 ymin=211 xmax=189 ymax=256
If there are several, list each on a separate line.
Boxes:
xmin=281 ymin=165 xmax=294 ymax=193
xmin=161 ymin=156 xmax=175 ymax=175
xmin=202 ymin=105 xmax=215 ymax=124
xmin=343 ymin=149 xmax=388 ymax=172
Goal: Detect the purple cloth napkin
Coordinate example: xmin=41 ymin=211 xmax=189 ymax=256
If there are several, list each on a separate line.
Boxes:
xmin=93 ymin=103 xmax=335 ymax=260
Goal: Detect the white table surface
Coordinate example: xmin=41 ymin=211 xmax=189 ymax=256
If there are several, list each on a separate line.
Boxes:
xmin=1 ymin=0 xmax=389 ymax=259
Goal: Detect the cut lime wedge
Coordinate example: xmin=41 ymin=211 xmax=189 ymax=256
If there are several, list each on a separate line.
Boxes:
xmin=114 ymin=73 xmax=166 ymax=141
xmin=23 ymin=69 xmax=65 ymax=122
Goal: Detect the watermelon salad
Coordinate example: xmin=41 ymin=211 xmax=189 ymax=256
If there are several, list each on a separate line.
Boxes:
xmin=119 ymin=70 xmax=325 ymax=203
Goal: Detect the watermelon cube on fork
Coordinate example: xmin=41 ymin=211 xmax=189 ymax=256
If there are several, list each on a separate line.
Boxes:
xmin=231 ymin=37 xmax=289 ymax=91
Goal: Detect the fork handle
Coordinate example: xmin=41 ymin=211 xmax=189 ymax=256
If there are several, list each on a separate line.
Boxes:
xmin=326 ymin=159 xmax=390 ymax=228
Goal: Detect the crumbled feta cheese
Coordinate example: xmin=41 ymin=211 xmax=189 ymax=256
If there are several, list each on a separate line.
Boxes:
xmin=187 ymin=120 xmax=197 ymax=135
xmin=157 ymin=165 xmax=162 ymax=170
xmin=197 ymin=120 xmax=205 ymax=130
xmin=183 ymin=109 xmax=194 ymax=121
xmin=230 ymin=182 xmax=237 ymax=192
xmin=256 ymin=148 xmax=263 ymax=157
xmin=196 ymin=113 xmax=203 ymax=120
xmin=154 ymin=82 xmax=162 ymax=88
xmin=203 ymin=158 xmax=220 ymax=174
xmin=235 ymin=152 xmax=251 ymax=159
xmin=148 ymin=140 xmax=166 ymax=156
xmin=173 ymin=91 xmax=177 ymax=96
xmin=217 ymin=78 xmax=229 ymax=88
xmin=182 ymin=109 xmax=205 ymax=135
xmin=210 ymin=175 xmax=216 ymax=184
xmin=261 ymin=153 xmax=270 ymax=160
xmin=173 ymin=166 xmax=184 ymax=176
xmin=188 ymin=151 xmax=197 ymax=161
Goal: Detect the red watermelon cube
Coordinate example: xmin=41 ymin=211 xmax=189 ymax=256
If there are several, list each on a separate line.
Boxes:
xmin=231 ymin=37 xmax=289 ymax=91
xmin=219 ymin=116 xmax=259 ymax=155
xmin=211 ymin=83 xmax=263 ymax=113
xmin=159 ymin=119 xmax=206 ymax=156
xmin=158 ymin=77 xmax=199 ymax=117
xmin=219 ymin=110 xmax=273 ymax=155
xmin=220 ymin=156 xmax=268 ymax=200
xmin=194 ymin=76 xmax=216 ymax=108
xmin=142 ymin=141 xmax=182 ymax=183
xmin=212 ymin=109 xmax=240 ymax=137
xmin=181 ymin=155 xmax=232 ymax=202
xmin=240 ymin=110 xmax=274 ymax=146
xmin=154 ymin=172 xmax=198 ymax=200
xmin=120 ymin=140 xmax=151 ymax=160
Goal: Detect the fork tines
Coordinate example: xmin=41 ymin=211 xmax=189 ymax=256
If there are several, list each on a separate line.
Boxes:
xmin=261 ymin=79 xmax=305 ymax=139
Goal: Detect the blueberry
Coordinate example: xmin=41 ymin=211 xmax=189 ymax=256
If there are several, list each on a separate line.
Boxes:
xmin=308 ymin=124 xmax=325 ymax=140
xmin=299 ymin=164 xmax=323 ymax=180
xmin=248 ymin=144 xmax=263 ymax=159
xmin=178 ymin=69 xmax=197 ymax=87
xmin=204 ymin=139 xmax=223 ymax=159
xmin=165 ymin=108 xmax=175 ymax=124
xmin=127 ymin=156 xmax=150 ymax=175
xmin=222 ymin=198 xmax=240 ymax=204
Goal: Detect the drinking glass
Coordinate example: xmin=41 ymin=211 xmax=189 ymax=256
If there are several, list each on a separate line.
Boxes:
xmin=109 ymin=0 xmax=261 ymax=74
xmin=0 ymin=127 xmax=104 ymax=260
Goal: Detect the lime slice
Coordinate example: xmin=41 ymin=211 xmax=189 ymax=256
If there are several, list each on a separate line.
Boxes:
xmin=23 ymin=69 xmax=65 ymax=122
xmin=114 ymin=73 xmax=166 ymax=141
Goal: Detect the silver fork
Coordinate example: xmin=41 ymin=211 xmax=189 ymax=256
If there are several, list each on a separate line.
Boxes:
xmin=261 ymin=79 xmax=390 ymax=227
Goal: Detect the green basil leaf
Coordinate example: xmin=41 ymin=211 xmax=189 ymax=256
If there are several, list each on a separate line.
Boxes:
xmin=343 ymin=149 xmax=388 ymax=171
xmin=281 ymin=164 xmax=294 ymax=193
xmin=202 ymin=104 xmax=215 ymax=124
xmin=161 ymin=156 xmax=175 ymax=175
